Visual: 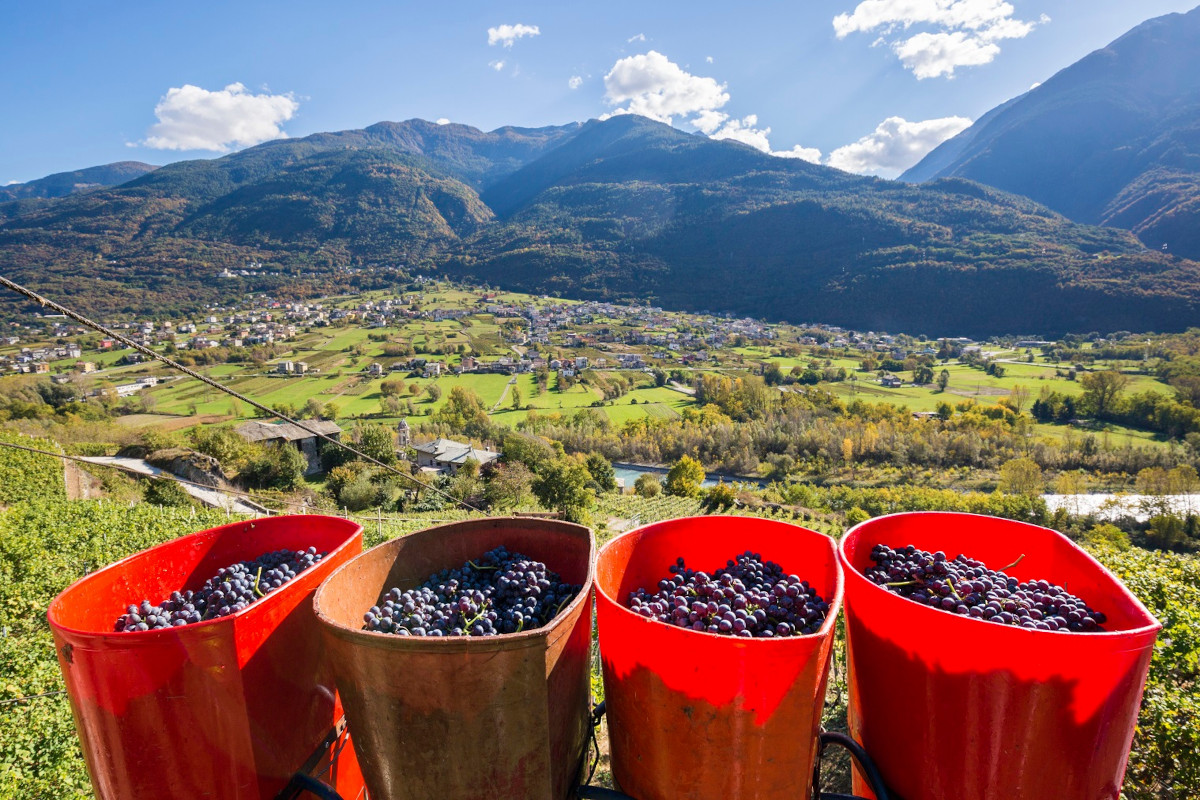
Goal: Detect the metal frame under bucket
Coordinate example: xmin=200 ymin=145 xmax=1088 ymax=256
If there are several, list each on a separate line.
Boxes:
xmin=281 ymin=701 xmax=891 ymax=800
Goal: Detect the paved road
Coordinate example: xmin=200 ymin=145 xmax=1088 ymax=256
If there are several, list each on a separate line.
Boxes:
xmin=77 ymin=456 xmax=265 ymax=514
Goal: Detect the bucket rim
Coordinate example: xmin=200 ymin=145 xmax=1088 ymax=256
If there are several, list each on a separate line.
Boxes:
xmin=313 ymin=515 xmax=597 ymax=652
xmin=595 ymin=514 xmax=844 ymax=642
xmin=838 ymin=510 xmax=1162 ymax=640
xmin=46 ymin=514 xmax=364 ymax=640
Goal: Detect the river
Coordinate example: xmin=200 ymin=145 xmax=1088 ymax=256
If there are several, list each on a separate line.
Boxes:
xmin=610 ymin=465 xmax=1196 ymax=524
xmin=1042 ymin=493 xmax=1200 ymax=522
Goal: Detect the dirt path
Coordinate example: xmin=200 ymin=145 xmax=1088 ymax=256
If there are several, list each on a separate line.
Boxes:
xmin=490 ymin=376 xmax=517 ymax=412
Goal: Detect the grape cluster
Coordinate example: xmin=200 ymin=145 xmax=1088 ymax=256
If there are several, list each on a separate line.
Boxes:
xmin=626 ymin=551 xmax=830 ymax=638
xmin=866 ymin=543 xmax=1107 ymax=632
xmin=363 ymin=546 xmax=582 ymax=637
xmin=114 ymin=548 xmax=325 ymax=632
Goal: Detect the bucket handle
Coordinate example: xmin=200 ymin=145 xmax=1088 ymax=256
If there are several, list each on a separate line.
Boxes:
xmin=813 ymin=730 xmax=890 ymax=800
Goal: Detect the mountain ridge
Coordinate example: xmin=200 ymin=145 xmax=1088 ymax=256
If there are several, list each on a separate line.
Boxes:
xmin=0 ymin=114 xmax=1197 ymax=337
xmin=0 ymin=161 xmax=158 ymax=202
xmin=901 ymin=5 xmax=1200 ymax=260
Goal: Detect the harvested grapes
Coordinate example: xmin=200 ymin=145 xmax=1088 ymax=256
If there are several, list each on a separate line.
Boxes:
xmin=866 ymin=543 xmax=1107 ymax=632
xmin=627 ymin=551 xmax=830 ymax=638
xmin=114 ymin=547 xmax=326 ymax=632
xmin=363 ymin=546 xmax=582 ymax=637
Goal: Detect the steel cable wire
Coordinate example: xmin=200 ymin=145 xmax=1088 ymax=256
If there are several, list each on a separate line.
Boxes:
xmin=0 ymin=275 xmax=479 ymax=511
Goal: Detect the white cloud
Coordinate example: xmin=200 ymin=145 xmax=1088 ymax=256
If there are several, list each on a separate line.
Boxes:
xmin=894 ymin=30 xmax=1000 ymax=78
xmin=706 ymin=114 xmax=824 ymax=162
xmin=489 ymin=59 xmax=506 ymax=72
xmin=602 ymin=51 xmax=820 ymax=161
xmin=705 ymin=56 xmax=714 ymax=64
xmin=488 ymin=23 xmax=540 ymax=48
xmin=833 ymin=1 xmax=1045 ymax=79
xmin=775 ymin=145 xmax=823 ymax=164
xmin=137 ymin=83 xmax=298 ymax=151
xmin=568 ymin=75 xmax=583 ymax=90
xmin=628 ymin=33 xmax=646 ymax=43
xmin=826 ymin=115 xmax=972 ymax=176
xmin=1029 ymin=81 xmax=1041 ymax=90
xmin=436 ymin=118 xmax=451 ymax=125
xmin=603 ymin=50 xmax=729 ymax=125
xmin=4 ymin=180 xmax=18 ymax=186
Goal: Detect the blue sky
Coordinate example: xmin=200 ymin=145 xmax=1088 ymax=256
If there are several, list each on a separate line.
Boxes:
xmin=2 ymin=1 xmax=1196 ymax=183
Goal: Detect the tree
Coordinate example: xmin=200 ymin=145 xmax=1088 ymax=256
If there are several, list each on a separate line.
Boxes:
xmin=240 ymin=443 xmax=306 ymax=491
xmin=485 ymin=462 xmax=535 ymax=510
xmin=704 ymin=481 xmax=737 ymax=510
xmin=434 ymin=386 xmax=488 ymax=436
xmin=936 ymin=369 xmax=950 ymax=392
xmin=503 ymin=432 xmax=556 ymax=473
xmin=763 ymin=362 xmax=784 ymax=386
xmin=326 ymin=461 xmax=373 ymax=501
xmin=1008 ymin=384 xmax=1030 ymax=414
xmin=380 ymin=379 xmax=404 ymax=397
xmin=1169 ymin=464 xmax=1200 ymax=495
xmin=449 ymin=458 xmax=482 ymax=503
xmin=424 ymin=383 xmax=442 ymax=403
xmin=339 ymin=473 xmax=380 ymax=512
xmin=191 ymin=425 xmax=250 ymax=470
xmin=913 ymin=364 xmax=934 ymax=385
xmin=1079 ymin=370 xmax=1129 ymax=418
xmin=304 ymin=398 xmax=326 ymax=419
xmin=510 ymin=384 xmax=522 ymax=411
xmin=665 ymin=455 xmax=705 ymax=497
xmin=533 ymin=458 xmax=594 ymax=524
xmin=356 ymin=423 xmax=396 ymax=465
xmin=634 ymin=473 xmax=662 ymax=497
xmin=1170 ymin=375 xmax=1200 ymax=407
xmin=585 ymin=452 xmax=617 ymax=494
xmin=998 ymin=457 xmax=1042 ymax=497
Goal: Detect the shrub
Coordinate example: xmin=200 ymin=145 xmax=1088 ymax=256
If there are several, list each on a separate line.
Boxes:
xmin=143 ymin=477 xmax=193 ymax=508
xmin=634 ymin=473 xmax=662 ymax=498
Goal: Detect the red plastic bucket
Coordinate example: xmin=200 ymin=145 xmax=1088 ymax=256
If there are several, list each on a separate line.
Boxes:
xmin=595 ymin=516 xmax=843 ymax=800
xmin=839 ymin=512 xmax=1160 ymax=800
xmin=47 ymin=514 xmax=366 ymax=800
xmin=313 ymin=516 xmax=595 ymax=800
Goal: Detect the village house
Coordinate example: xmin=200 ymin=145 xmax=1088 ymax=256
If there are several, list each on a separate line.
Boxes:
xmin=235 ymin=419 xmax=343 ymax=474
xmin=411 ymin=437 xmax=501 ymax=475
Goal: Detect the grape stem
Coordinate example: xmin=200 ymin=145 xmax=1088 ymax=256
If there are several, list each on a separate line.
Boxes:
xmin=252 ymin=566 xmax=265 ymax=598
xmin=463 ymin=601 xmax=490 ymax=632
xmin=998 ymin=554 xmax=1026 ymax=572
xmin=467 ymin=560 xmax=498 ymax=571
xmin=885 ymin=579 xmax=922 ymax=588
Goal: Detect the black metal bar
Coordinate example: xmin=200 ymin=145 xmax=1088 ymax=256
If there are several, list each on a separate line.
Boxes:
xmin=276 ymin=773 xmax=346 ymax=800
xmin=577 ymin=787 xmax=637 ymax=799
xmin=816 ymin=731 xmax=890 ymax=800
